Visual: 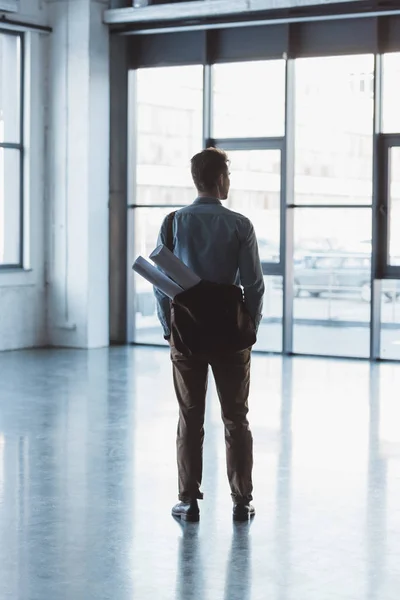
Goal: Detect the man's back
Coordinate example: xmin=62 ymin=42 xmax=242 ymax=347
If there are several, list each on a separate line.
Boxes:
xmin=155 ymin=196 xmax=265 ymax=338
xmin=167 ymin=197 xmax=250 ymax=285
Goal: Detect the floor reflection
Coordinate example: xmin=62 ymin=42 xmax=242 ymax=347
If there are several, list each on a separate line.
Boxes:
xmin=224 ymin=522 xmax=252 ymax=600
xmin=0 ymin=347 xmax=399 ymax=599
xmin=366 ymin=364 xmax=387 ymax=600
xmin=175 ymin=521 xmax=204 ymax=600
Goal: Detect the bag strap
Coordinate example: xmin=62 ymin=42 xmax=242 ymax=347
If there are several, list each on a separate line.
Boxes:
xmin=166 ymin=211 xmax=177 ymax=252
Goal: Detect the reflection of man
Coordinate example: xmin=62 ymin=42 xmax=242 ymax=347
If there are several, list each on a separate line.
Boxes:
xmin=155 ymin=148 xmax=264 ymax=521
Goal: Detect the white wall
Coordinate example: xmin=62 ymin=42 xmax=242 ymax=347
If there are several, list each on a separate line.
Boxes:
xmin=0 ymin=0 xmax=110 ymax=351
xmin=16 ymin=0 xmax=48 ymax=24
xmin=0 ymin=0 xmax=48 ymax=351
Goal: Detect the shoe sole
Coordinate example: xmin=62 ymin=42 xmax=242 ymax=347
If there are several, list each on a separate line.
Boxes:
xmin=172 ymin=511 xmax=200 ymax=522
xmin=233 ymin=511 xmax=256 ymax=522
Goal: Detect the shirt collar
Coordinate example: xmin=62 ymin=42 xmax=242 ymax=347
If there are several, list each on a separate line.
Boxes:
xmin=193 ymin=196 xmax=222 ymax=205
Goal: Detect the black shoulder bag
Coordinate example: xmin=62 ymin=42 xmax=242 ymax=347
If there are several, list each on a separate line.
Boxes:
xmin=166 ymin=212 xmax=256 ymax=356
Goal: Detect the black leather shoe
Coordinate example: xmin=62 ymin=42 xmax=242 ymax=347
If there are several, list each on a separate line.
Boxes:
xmin=233 ymin=503 xmax=256 ymax=521
xmin=172 ymin=500 xmax=200 ymax=522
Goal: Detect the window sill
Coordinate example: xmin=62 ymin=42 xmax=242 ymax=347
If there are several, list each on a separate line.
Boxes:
xmin=0 ymin=268 xmax=38 ymax=288
xmin=0 ymin=267 xmax=32 ymax=273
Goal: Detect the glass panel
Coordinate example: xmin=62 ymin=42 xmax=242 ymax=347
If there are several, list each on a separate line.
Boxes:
xmin=135 ymin=65 xmax=203 ymax=206
xmin=293 ymin=208 xmax=372 ymax=358
xmin=212 ymin=60 xmax=285 ymax=138
xmin=226 ymin=149 xmax=281 ymax=263
xmin=132 ymin=207 xmax=180 ymax=345
xmin=0 ymin=33 xmax=21 ymax=144
xmin=295 ymin=55 xmax=374 ymax=206
xmin=382 ymin=53 xmax=400 ymax=134
xmin=254 ymin=276 xmax=282 ymax=353
xmin=388 ymin=147 xmax=400 ymax=267
xmin=380 ymin=281 xmax=400 ymax=360
xmin=0 ymin=149 xmax=20 ymax=265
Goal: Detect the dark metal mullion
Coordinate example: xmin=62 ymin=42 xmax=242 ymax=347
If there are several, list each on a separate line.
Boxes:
xmin=0 ymin=143 xmax=22 ymax=149
xmin=19 ymin=32 xmax=25 ymax=269
xmin=287 ymin=203 xmax=372 ymax=209
xmin=203 ymin=64 xmax=212 ymax=148
xmin=381 ymin=133 xmax=400 ymax=145
xmin=370 ymin=52 xmax=383 ymax=361
xmin=209 ymin=137 xmax=284 ymax=151
xmin=128 ymin=204 xmax=187 ymax=209
xmin=282 ymin=57 xmax=295 ymax=355
xmin=262 ymin=263 xmax=282 ymax=277
xmin=203 ymin=30 xmax=213 ymax=148
xmin=0 ymin=22 xmax=52 ymax=35
xmin=385 ymin=266 xmax=400 ymax=279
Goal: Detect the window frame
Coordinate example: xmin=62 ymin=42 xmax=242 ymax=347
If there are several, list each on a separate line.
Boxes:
xmin=378 ymin=134 xmax=400 ymax=280
xmin=127 ymin=43 xmax=400 ymax=361
xmin=0 ymin=29 xmax=24 ymax=270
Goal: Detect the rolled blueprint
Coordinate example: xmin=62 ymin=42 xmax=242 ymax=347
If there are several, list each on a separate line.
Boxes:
xmin=132 ymin=256 xmax=183 ymax=300
xmin=149 ymin=245 xmax=201 ymax=290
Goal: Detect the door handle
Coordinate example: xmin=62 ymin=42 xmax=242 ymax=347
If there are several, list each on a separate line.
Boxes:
xmin=379 ymin=205 xmax=387 ymax=216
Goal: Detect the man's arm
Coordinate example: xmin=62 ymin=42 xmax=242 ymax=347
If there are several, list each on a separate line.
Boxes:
xmin=238 ymin=220 xmax=265 ymax=330
xmin=153 ymin=216 xmax=172 ymax=339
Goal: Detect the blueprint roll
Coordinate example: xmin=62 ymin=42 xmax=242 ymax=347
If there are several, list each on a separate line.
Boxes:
xmin=149 ymin=245 xmax=201 ymax=290
xmin=132 ymin=256 xmax=183 ymax=300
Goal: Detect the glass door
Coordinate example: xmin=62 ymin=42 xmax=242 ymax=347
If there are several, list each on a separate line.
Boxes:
xmin=379 ymin=137 xmax=400 ymax=360
xmin=222 ymin=146 xmax=284 ymax=353
xmin=387 ymin=145 xmax=400 ymax=268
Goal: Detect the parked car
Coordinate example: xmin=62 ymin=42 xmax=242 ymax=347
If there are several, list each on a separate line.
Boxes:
xmin=290 ymin=253 xmax=400 ymax=301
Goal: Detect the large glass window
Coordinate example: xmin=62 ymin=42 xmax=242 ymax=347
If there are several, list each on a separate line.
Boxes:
xmin=227 ymin=149 xmax=281 ymax=262
xmin=130 ymin=47 xmax=400 ymax=361
xmin=292 ymin=54 xmax=374 ymax=358
xmin=0 ymin=32 xmax=22 ymax=267
xmin=292 ymin=208 xmax=372 ymax=358
xmin=135 ymin=65 xmax=203 ymax=206
xmin=382 ymin=53 xmax=400 ymax=134
xmin=212 ymin=60 xmax=285 ymax=139
xmin=132 ymin=207 xmax=181 ymax=345
xmin=131 ymin=65 xmax=204 ymax=344
xmin=256 ymin=276 xmax=283 ymax=353
xmin=380 ymin=281 xmax=400 ymax=360
xmin=295 ymin=55 xmax=374 ymax=206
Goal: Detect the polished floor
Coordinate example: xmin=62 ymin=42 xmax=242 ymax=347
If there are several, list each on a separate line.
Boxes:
xmin=0 ymin=347 xmax=400 ymax=600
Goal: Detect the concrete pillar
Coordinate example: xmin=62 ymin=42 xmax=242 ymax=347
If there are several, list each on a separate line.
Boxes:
xmin=47 ymin=0 xmax=109 ymax=348
xmin=109 ymin=34 xmax=128 ymax=343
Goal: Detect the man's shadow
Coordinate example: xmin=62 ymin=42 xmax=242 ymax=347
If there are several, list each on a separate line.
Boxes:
xmin=175 ymin=518 xmax=252 ymax=600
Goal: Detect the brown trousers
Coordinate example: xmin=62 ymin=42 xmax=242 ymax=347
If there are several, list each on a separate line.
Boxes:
xmin=171 ymin=346 xmax=253 ymax=503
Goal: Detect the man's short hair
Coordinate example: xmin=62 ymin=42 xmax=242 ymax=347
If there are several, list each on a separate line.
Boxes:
xmin=191 ymin=148 xmax=229 ymax=193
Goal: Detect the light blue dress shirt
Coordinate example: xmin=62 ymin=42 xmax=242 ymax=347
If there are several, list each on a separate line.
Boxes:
xmin=154 ymin=197 xmax=265 ymax=338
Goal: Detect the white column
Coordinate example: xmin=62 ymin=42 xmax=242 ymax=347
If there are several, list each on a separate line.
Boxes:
xmin=47 ymin=0 xmax=109 ymax=348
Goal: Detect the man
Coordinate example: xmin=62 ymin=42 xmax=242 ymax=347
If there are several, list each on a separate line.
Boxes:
xmin=154 ymin=148 xmax=265 ymax=522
